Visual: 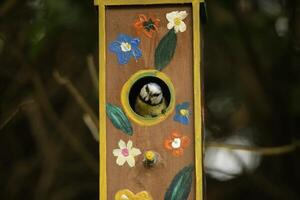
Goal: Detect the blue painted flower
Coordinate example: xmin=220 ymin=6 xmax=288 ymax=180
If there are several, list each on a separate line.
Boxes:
xmin=109 ymin=34 xmax=142 ymax=64
xmin=173 ymin=102 xmax=190 ymax=125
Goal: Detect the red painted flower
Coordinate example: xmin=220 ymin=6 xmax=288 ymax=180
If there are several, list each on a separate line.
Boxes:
xmin=164 ymin=132 xmax=190 ymax=157
xmin=133 ymin=14 xmax=160 ymax=38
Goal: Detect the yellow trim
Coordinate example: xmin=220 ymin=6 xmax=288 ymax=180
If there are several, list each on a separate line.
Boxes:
xmin=97 ymin=1 xmax=203 ymax=199
xmin=98 ymin=2 xmax=107 ymax=200
xmin=121 ymin=70 xmax=176 ymax=126
xmin=95 ymin=0 xmax=203 ymax=6
xmin=193 ymin=2 xmax=203 ymax=200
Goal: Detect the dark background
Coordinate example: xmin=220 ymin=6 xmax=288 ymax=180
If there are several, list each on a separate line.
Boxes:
xmin=0 ymin=0 xmax=299 ymax=199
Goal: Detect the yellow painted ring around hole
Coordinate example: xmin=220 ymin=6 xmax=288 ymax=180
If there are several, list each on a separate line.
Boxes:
xmin=121 ymin=69 xmax=175 ymax=126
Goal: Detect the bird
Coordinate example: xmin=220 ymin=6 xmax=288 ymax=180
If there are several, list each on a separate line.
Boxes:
xmin=134 ymin=82 xmax=167 ymax=118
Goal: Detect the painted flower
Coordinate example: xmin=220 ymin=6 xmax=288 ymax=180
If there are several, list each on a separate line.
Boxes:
xmin=109 ymin=34 xmax=142 ymax=64
xmin=174 ymin=102 xmax=190 ymax=125
xmin=113 ymin=140 xmax=141 ymax=167
xmin=115 ymin=189 xmax=153 ymax=200
xmin=134 ymin=14 xmax=160 ymax=38
xmin=166 ymin=11 xmax=188 ymax=33
xmin=164 ymin=132 xmax=190 ymax=157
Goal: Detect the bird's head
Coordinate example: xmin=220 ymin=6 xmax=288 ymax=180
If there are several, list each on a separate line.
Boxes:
xmin=139 ymin=83 xmax=163 ymax=105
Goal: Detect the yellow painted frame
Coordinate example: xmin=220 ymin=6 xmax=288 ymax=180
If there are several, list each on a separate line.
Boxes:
xmin=121 ymin=70 xmax=176 ymax=126
xmin=95 ymin=0 xmax=204 ymax=199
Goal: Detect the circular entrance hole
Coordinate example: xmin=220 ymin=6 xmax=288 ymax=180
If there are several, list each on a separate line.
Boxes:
xmin=129 ymin=76 xmax=171 ymax=117
xmin=121 ymin=70 xmax=175 ymax=126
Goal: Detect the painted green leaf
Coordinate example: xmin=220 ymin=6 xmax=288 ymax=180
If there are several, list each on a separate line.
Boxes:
xmin=106 ymin=103 xmax=133 ymax=136
xmin=164 ymin=164 xmax=194 ymax=200
xmin=155 ymin=29 xmax=177 ymax=71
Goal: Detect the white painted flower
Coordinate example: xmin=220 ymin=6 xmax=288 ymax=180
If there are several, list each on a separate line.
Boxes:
xmin=166 ymin=11 xmax=188 ymax=33
xmin=113 ymin=140 xmax=141 ymax=167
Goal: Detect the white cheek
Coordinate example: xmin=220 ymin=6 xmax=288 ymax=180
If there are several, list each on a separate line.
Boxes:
xmin=151 ymin=95 xmax=162 ymax=104
xmin=140 ymin=87 xmax=147 ymax=98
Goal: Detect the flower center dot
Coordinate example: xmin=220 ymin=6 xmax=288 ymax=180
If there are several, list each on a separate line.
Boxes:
xmin=120 ymin=42 xmax=132 ymax=52
xmin=180 ymin=109 xmax=189 ymax=116
xmin=174 ymin=18 xmax=181 ymax=26
xmin=121 ymin=148 xmax=129 ymax=157
xmin=171 ymin=138 xmax=181 ymax=149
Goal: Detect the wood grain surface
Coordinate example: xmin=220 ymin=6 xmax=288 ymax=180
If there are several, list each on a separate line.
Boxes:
xmin=105 ymin=4 xmax=195 ymax=199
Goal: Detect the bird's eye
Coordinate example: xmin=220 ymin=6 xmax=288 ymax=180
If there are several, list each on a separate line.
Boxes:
xmin=152 ymin=93 xmax=160 ymax=97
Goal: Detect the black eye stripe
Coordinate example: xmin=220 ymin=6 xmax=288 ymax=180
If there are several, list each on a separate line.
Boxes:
xmin=152 ymin=93 xmax=160 ymax=97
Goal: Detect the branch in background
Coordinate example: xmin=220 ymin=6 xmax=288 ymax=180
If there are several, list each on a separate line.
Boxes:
xmin=53 ymin=70 xmax=99 ymax=128
xmin=205 ymin=140 xmax=300 ymax=156
xmin=0 ymin=99 xmax=35 ymax=130
xmin=7 ymin=40 xmax=98 ymax=173
xmin=83 ymin=113 xmax=99 ymax=142
xmin=33 ymin=70 xmax=98 ymax=173
xmin=86 ymin=55 xmax=98 ymax=95
xmin=24 ymin=104 xmax=61 ymax=199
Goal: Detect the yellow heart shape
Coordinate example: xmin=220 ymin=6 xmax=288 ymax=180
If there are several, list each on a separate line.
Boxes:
xmin=115 ymin=189 xmax=153 ymax=200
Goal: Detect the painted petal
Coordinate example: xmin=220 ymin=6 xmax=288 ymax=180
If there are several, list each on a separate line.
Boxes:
xmin=143 ymin=30 xmax=153 ymax=38
xmin=136 ymin=191 xmax=153 ymax=200
xmin=181 ymin=136 xmax=190 ymax=148
xmin=131 ymin=47 xmax=142 ymax=60
xmin=166 ymin=11 xmax=178 ymax=22
xmin=115 ymin=189 xmax=135 ymax=200
xmin=119 ymin=194 xmax=129 ymax=200
xmin=113 ymin=149 xmax=121 ymax=156
xmin=181 ymin=102 xmax=190 ymax=109
xmin=118 ymin=34 xmax=131 ymax=42
xmin=174 ymin=114 xmax=184 ymax=123
xmin=134 ymin=20 xmax=143 ymax=27
xmin=116 ymin=156 xmax=127 ymax=166
xmin=174 ymin=25 xmax=180 ymax=33
xmin=167 ymin=22 xmax=174 ymax=30
xmin=171 ymin=132 xmax=182 ymax=138
xmin=134 ymin=21 xmax=144 ymax=33
xmin=127 ymin=140 xmax=133 ymax=149
xmin=175 ymin=104 xmax=182 ymax=111
xmin=118 ymin=140 xmax=126 ymax=149
xmin=109 ymin=41 xmax=121 ymax=53
xmin=164 ymin=139 xmax=173 ymax=150
xmin=138 ymin=14 xmax=147 ymax=21
xmin=180 ymin=116 xmax=189 ymax=125
xmin=126 ymin=156 xmax=136 ymax=167
xmin=116 ymin=52 xmax=131 ymax=64
xmin=172 ymin=148 xmax=184 ymax=156
xmin=178 ymin=22 xmax=187 ymax=32
xmin=178 ymin=11 xmax=188 ymax=20
xmin=130 ymin=148 xmax=141 ymax=156
xmin=130 ymin=38 xmax=140 ymax=47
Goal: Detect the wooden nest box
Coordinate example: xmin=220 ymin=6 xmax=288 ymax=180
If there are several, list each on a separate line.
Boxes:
xmin=94 ymin=0 xmax=206 ymax=199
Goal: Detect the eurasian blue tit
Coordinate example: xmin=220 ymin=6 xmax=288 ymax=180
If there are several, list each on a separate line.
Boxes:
xmin=134 ymin=82 xmax=167 ymax=118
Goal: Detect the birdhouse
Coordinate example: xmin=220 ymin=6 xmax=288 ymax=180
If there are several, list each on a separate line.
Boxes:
xmin=94 ymin=0 xmax=206 ymax=199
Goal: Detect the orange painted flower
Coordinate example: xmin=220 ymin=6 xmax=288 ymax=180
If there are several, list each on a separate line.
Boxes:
xmin=164 ymin=132 xmax=190 ymax=157
xmin=133 ymin=14 xmax=160 ymax=38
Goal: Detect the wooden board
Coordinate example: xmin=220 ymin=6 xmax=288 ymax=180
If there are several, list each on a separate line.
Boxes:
xmin=96 ymin=1 xmax=203 ymax=199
